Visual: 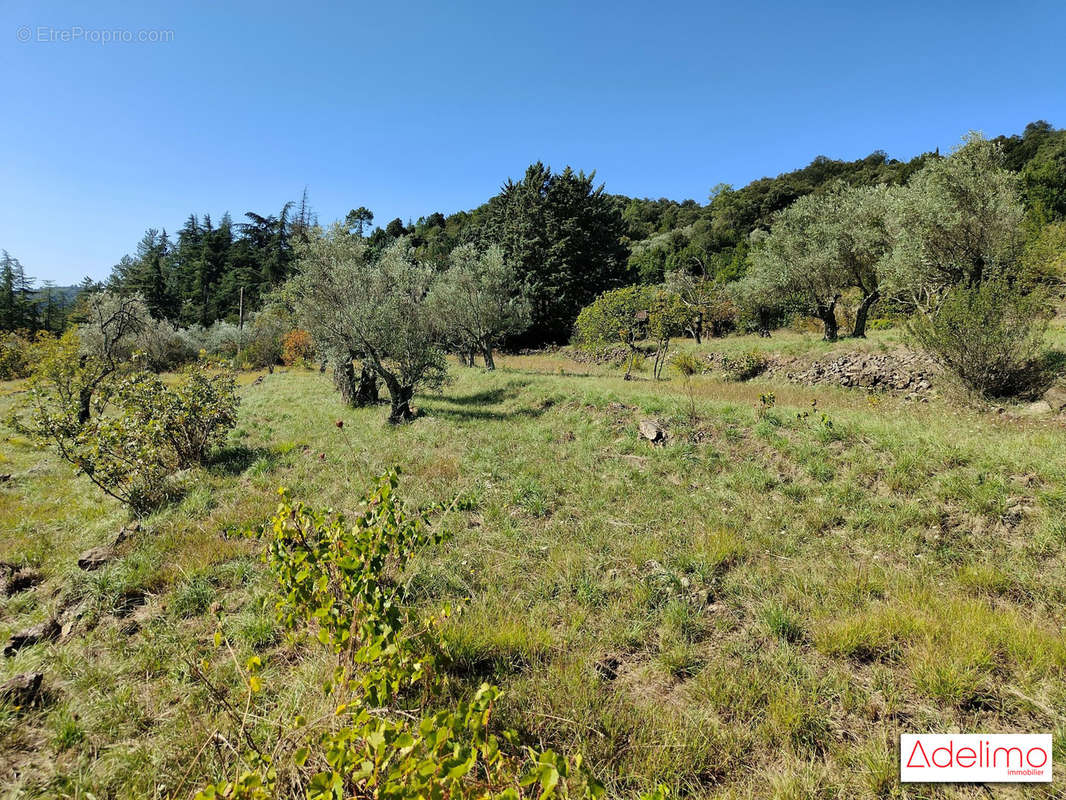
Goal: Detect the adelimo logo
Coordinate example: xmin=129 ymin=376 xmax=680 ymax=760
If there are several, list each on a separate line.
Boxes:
xmin=901 ymin=734 xmax=1052 ymax=783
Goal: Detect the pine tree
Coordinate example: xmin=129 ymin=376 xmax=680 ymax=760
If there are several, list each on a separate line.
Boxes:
xmin=481 ymin=163 xmax=630 ymax=344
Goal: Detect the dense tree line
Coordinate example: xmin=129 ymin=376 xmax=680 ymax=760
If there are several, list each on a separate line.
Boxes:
xmin=0 ymin=250 xmax=79 ymax=333
xmin=107 ymin=192 xmax=315 ymax=326
xmin=6 ymin=120 xmax=1065 ymax=348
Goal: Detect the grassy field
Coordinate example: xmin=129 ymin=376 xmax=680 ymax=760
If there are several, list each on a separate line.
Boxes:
xmin=2 ymin=329 xmax=1065 ymax=798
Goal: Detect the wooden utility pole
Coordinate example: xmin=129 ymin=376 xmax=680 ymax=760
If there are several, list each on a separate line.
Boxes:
xmin=236 ymin=286 xmax=244 ymax=365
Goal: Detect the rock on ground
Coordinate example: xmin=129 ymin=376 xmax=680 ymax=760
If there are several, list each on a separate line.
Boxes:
xmin=4 ymin=619 xmax=60 ymax=657
xmin=0 ymin=672 xmax=44 ymax=707
xmin=638 ymin=418 xmax=666 ymax=443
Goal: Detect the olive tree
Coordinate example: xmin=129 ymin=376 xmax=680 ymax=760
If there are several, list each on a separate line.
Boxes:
xmin=664 ymin=265 xmax=737 ymax=341
xmin=744 ymin=184 xmax=892 ymax=340
xmin=886 ymin=135 xmax=1048 ymax=396
xmin=745 ymin=191 xmax=848 ymax=340
xmin=427 ymin=243 xmax=530 ymax=370
xmin=290 ymin=225 xmax=447 ymax=423
xmin=829 ymin=184 xmax=893 ymax=337
xmin=885 ymin=133 xmax=1025 ymax=309
xmin=72 ymin=291 xmax=151 ymax=422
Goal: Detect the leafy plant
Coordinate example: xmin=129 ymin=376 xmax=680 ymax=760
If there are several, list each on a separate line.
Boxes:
xmin=757 ymin=392 xmax=776 ymax=419
xmin=721 ymin=349 xmax=768 ymax=381
xmin=574 ymin=286 xmax=687 ymax=380
xmin=908 ymin=278 xmax=1049 ymax=397
xmin=195 ymin=472 xmax=657 ymax=800
xmin=158 ymin=366 xmax=240 ymax=466
xmin=281 ymin=329 xmax=315 ymax=367
xmin=14 ymin=343 xmax=239 ymax=513
xmin=0 ymin=330 xmax=46 ymax=379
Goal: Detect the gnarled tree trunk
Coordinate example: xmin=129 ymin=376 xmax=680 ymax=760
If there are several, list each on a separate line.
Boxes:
xmin=387 ymin=385 xmax=415 ymax=424
xmin=379 ymin=371 xmax=415 ymax=424
xmin=816 ymin=300 xmax=839 ymax=342
xmin=852 ymin=290 xmax=880 ymax=338
xmin=481 ymin=344 xmax=496 ymax=371
xmin=333 ymin=358 xmax=358 ymax=406
xmin=333 ymin=358 xmax=379 ymax=407
xmin=354 ymin=363 xmax=379 ymax=405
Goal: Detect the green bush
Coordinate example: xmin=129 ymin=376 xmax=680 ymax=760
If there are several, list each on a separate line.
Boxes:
xmin=573 ymin=285 xmax=651 ymax=352
xmin=0 ymin=330 xmax=43 ymax=379
xmin=574 ymin=286 xmax=689 ymax=379
xmin=909 ymin=278 xmax=1050 ymax=397
xmin=15 ymin=339 xmax=240 ymax=513
xmin=123 ymin=366 xmax=240 ymax=467
xmin=670 ymin=351 xmax=702 ymax=377
xmin=721 ymin=349 xmax=769 ymax=381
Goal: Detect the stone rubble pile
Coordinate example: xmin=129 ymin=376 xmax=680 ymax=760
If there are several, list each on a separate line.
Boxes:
xmin=774 ymin=351 xmax=939 ymax=396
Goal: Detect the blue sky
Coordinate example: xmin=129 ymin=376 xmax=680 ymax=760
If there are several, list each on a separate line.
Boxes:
xmin=2 ymin=0 xmax=1065 ymax=284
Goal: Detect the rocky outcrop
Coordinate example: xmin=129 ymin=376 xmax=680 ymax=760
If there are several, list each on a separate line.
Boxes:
xmin=1043 ymin=384 xmax=1066 ymax=413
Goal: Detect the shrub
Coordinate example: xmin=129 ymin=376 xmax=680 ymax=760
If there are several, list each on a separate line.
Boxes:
xmin=909 ymin=278 xmax=1049 ymax=397
xmin=573 ymin=285 xmax=650 ymax=353
xmin=15 ymin=340 xmax=240 ymax=513
xmin=138 ymin=318 xmax=198 ymax=371
xmin=281 ymin=329 xmax=314 ymax=367
xmin=121 ymin=365 xmax=240 ymax=467
xmin=243 ymin=309 xmax=291 ymax=368
xmin=721 ymin=349 xmax=769 ymax=381
xmin=19 ymin=366 xmax=179 ymax=513
xmin=574 ymin=285 xmax=687 ymax=379
xmin=670 ymin=351 xmax=703 ymax=377
xmin=179 ymin=321 xmax=242 ymax=360
xmin=0 ymin=330 xmax=45 ymax=379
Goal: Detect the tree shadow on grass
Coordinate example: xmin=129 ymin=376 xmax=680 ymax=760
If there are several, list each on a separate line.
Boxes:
xmin=420 ymin=397 xmax=554 ymax=423
xmin=208 ymin=445 xmax=284 ymax=476
xmin=431 ymin=383 xmax=530 ymax=406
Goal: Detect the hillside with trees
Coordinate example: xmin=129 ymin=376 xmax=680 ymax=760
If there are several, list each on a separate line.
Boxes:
xmin=6 ymin=121 xmax=1063 ymax=351
xmin=3 ymin=119 xmax=1066 ymax=798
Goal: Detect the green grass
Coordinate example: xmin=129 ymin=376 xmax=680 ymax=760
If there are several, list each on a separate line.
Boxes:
xmin=1 ymin=335 xmax=1066 ymax=798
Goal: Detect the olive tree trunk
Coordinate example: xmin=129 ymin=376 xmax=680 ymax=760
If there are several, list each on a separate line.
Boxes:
xmin=355 ymin=363 xmax=379 ymax=405
xmin=379 ymin=371 xmax=415 ymax=424
xmin=816 ymin=301 xmax=839 ymax=342
xmin=851 ymin=290 xmax=880 ymax=338
xmin=333 ymin=358 xmax=379 ymax=407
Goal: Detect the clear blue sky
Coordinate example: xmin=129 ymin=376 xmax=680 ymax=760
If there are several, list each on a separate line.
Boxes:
xmin=2 ymin=0 xmax=1065 ymax=284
